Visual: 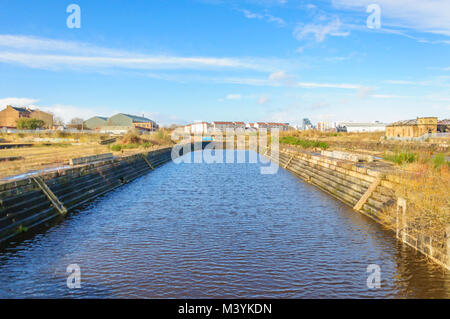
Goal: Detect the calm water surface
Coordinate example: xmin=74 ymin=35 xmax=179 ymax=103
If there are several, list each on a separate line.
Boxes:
xmin=1 ymin=150 xmax=449 ymax=298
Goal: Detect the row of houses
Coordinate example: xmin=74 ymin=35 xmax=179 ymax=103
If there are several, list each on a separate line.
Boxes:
xmin=0 ymin=105 xmax=54 ymax=129
xmin=84 ymin=114 xmax=159 ymax=133
xmin=183 ymin=121 xmax=290 ymax=134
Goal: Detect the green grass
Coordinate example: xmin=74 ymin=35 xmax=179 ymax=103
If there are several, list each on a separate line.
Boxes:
xmin=280 ymin=136 xmax=329 ymax=150
xmin=431 ymin=153 xmax=449 ymax=170
xmin=383 ymin=151 xmax=417 ymax=164
xmin=111 ymin=144 xmax=122 ymax=152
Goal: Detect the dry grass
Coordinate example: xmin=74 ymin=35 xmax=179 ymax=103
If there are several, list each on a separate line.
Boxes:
xmin=381 ymin=162 xmax=450 ymax=241
xmin=280 ymin=130 xmax=384 ymax=141
xmin=0 ymin=130 xmax=175 ymax=181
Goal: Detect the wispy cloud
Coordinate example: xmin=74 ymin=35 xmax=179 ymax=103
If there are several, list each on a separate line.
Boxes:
xmin=0 ymin=34 xmax=285 ymax=73
xmin=241 ymin=9 xmax=286 ymax=26
xmin=294 ymin=17 xmax=350 ymax=42
xmin=297 ymin=81 xmax=359 ymax=89
xmin=258 ymin=95 xmax=270 ymax=104
xmin=226 ymin=94 xmax=242 ymax=100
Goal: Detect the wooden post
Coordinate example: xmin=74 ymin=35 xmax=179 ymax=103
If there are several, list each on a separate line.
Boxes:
xmin=284 ymin=155 xmax=294 ymax=169
xmin=141 ymin=154 xmax=154 ymax=170
xmin=397 ymin=197 xmax=407 ymax=242
xmin=447 ymin=226 xmax=450 ymax=270
xmin=353 ymin=177 xmax=381 ymax=212
xmin=32 ymin=177 xmax=67 ymax=215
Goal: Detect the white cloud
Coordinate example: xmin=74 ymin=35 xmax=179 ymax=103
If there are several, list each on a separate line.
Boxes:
xmin=297 ymin=82 xmax=360 ymax=89
xmin=226 ymin=94 xmax=242 ymax=100
xmin=241 ymin=9 xmax=286 ymax=27
xmin=357 ymin=86 xmax=375 ymax=99
xmin=268 ymin=70 xmax=295 ymax=86
xmin=332 ymin=0 xmax=450 ymax=36
xmin=36 ymin=104 xmax=97 ymax=123
xmin=258 ymin=95 xmax=270 ymax=104
xmin=269 ymin=70 xmax=288 ymax=81
xmin=294 ymin=17 xmax=350 ymax=42
xmin=0 ymin=97 xmax=39 ymax=108
xmin=0 ymin=35 xmax=284 ymax=73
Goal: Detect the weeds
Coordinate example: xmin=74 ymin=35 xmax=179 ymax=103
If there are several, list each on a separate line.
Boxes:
xmin=383 ymin=152 xmax=416 ymax=164
xmin=280 ymin=136 xmax=329 ymax=150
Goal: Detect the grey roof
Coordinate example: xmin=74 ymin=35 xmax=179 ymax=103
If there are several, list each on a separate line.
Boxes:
xmin=438 ymin=119 xmax=450 ymax=125
xmin=388 ymin=119 xmax=418 ymax=126
xmin=10 ymin=106 xmax=30 ymax=113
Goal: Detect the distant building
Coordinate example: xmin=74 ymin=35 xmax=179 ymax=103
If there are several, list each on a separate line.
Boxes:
xmin=337 ymin=122 xmax=386 ymax=133
xmin=438 ymin=119 xmax=450 ymax=133
xmin=84 ymin=116 xmax=108 ymax=130
xmin=386 ymin=117 xmax=438 ymax=138
xmin=108 ymin=113 xmax=159 ymax=131
xmin=0 ymin=105 xmax=53 ymax=129
xmin=317 ymin=121 xmax=333 ymax=132
xmin=185 ymin=122 xmax=211 ymax=134
xmin=301 ymin=118 xmax=313 ymax=130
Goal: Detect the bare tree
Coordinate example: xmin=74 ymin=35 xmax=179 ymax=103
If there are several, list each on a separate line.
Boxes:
xmin=70 ymin=117 xmax=84 ymax=125
xmin=53 ymin=116 xmax=65 ymax=126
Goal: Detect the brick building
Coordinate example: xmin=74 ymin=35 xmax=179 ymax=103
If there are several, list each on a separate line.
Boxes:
xmin=386 ymin=117 xmax=438 ymax=138
xmin=0 ymin=105 xmax=53 ymax=129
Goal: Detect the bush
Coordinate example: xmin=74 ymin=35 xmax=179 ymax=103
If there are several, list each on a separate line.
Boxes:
xmin=122 ymin=143 xmax=139 ymax=149
xmin=111 ymin=144 xmax=122 ymax=152
xmin=142 ymin=141 xmax=152 ymax=149
xmin=16 ymin=118 xmax=45 ymax=130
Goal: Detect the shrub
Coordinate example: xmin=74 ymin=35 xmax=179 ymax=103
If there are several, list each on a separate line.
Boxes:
xmin=111 ymin=144 xmax=122 ymax=152
xmin=16 ymin=118 xmax=45 ymax=130
xmin=142 ymin=141 xmax=152 ymax=149
xmin=121 ymin=131 xmax=142 ymax=144
xmin=122 ymin=143 xmax=139 ymax=149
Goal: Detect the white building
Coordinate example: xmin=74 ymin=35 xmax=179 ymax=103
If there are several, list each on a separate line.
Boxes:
xmin=184 ymin=122 xmax=211 ymax=134
xmin=337 ymin=122 xmax=386 ymax=133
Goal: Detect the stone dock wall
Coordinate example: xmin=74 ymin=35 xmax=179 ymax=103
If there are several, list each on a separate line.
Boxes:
xmin=0 ymin=148 xmax=172 ymax=244
xmin=261 ymin=146 xmax=450 ymax=270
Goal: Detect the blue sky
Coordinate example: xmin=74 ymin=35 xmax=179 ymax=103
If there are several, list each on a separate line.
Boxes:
xmin=0 ymin=0 xmax=449 ymax=126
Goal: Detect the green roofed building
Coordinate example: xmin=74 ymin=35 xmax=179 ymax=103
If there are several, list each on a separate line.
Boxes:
xmin=84 ymin=116 xmax=108 ymax=130
xmin=108 ymin=113 xmax=158 ymax=131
